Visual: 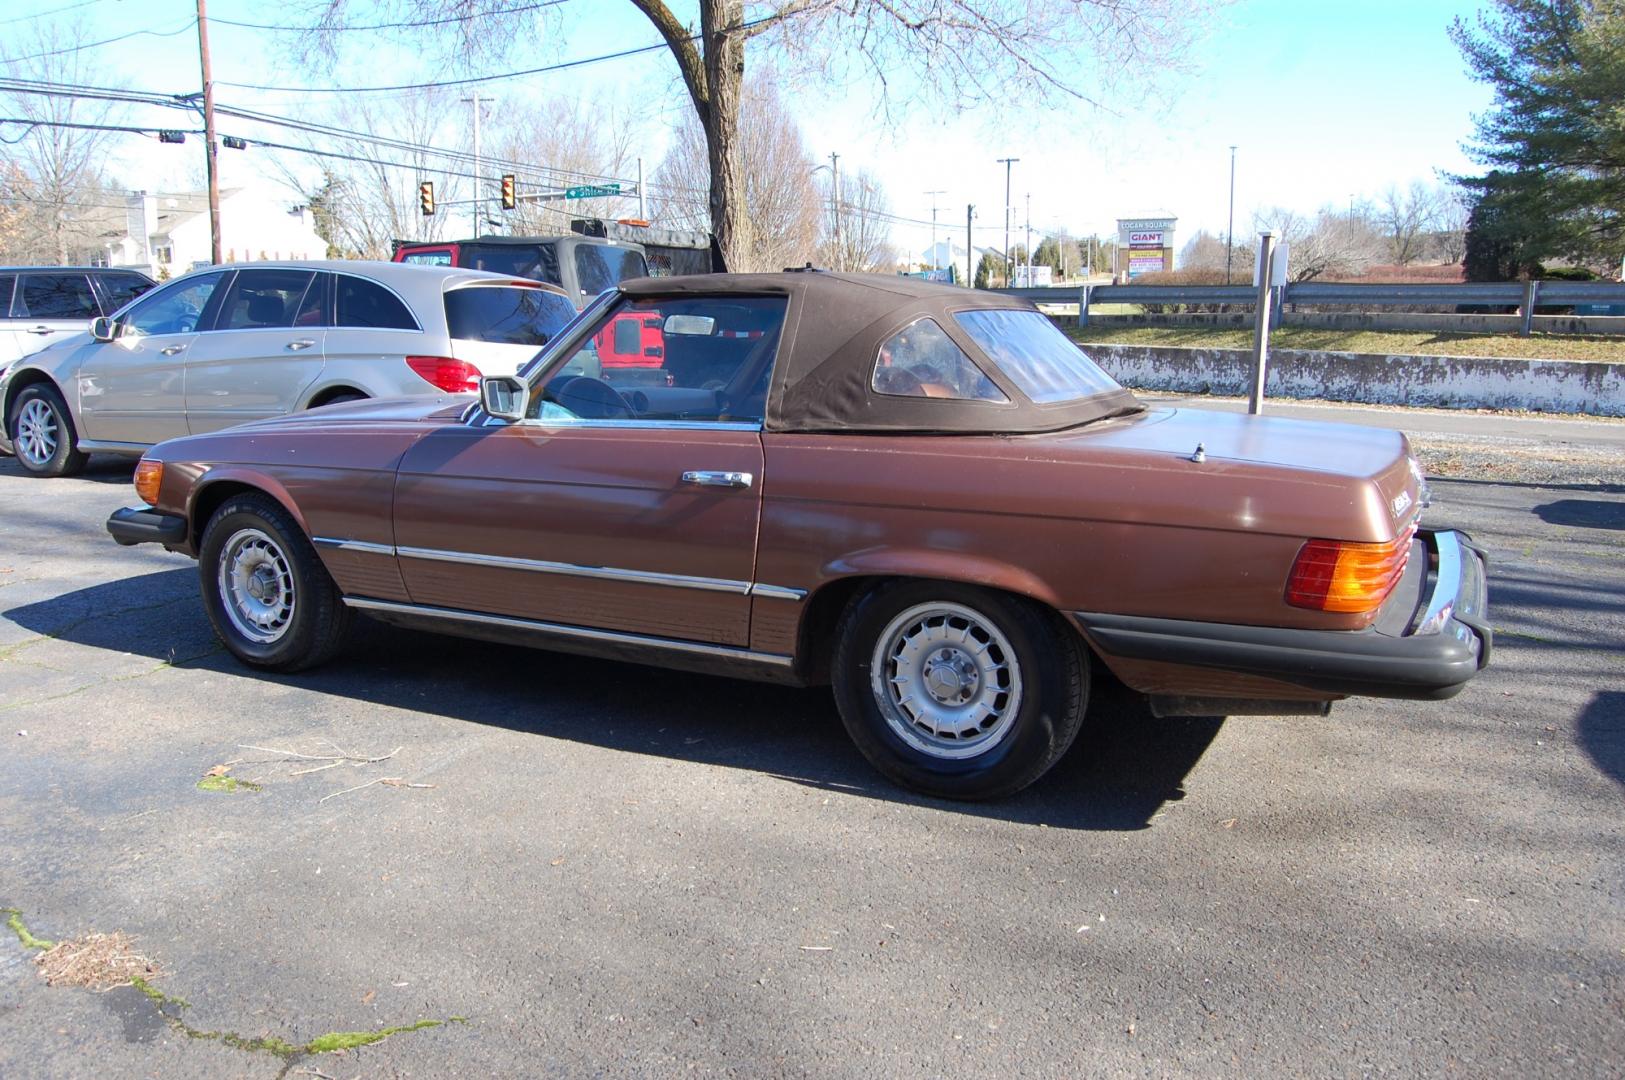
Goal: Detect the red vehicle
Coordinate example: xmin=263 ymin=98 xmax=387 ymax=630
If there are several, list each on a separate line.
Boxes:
xmin=596 ymin=308 xmax=665 ymax=369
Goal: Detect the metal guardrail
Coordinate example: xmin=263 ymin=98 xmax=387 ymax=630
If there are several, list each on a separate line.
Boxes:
xmin=988 ymin=279 xmax=1625 ymax=335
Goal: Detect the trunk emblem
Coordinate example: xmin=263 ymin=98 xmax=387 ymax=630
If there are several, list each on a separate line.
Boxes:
xmin=1391 ymin=490 xmax=1413 ymax=517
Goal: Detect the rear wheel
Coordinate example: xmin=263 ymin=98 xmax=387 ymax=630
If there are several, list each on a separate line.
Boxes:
xmin=831 ymin=581 xmax=1088 ymax=800
xmin=7 ymin=383 xmax=88 ymax=477
xmin=198 ymin=493 xmax=351 ymax=672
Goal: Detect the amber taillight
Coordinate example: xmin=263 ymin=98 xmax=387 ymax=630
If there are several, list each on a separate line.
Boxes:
xmin=406 ymin=355 xmax=482 ymax=393
xmin=1285 ymin=525 xmax=1416 ymax=613
xmin=133 ymin=459 xmax=163 ymax=505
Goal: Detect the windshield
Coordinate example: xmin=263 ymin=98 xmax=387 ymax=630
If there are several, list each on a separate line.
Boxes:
xmin=574 ymin=244 xmax=649 ymax=298
xmin=953 ymin=309 xmax=1123 ymax=404
xmin=445 ymin=286 xmax=577 ymax=347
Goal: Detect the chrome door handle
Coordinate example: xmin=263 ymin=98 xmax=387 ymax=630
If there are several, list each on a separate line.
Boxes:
xmin=160 ymin=344 xmax=186 ymax=356
xmin=286 ymin=339 xmax=317 ymax=351
xmin=26 ymin=325 xmax=54 ymax=335
xmin=680 ymin=470 xmax=753 ymax=489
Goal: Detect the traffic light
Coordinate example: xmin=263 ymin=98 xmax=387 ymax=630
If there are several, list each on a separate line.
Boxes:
xmin=500 ymin=174 xmax=516 ymax=211
xmin=418 ymin=181 xmax=434 ymax=217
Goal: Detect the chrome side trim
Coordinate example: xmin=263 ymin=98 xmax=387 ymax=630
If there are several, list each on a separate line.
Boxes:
xmin=395 ymin=544 xmax=753 ymax=594
xmin=748 ymin=583 xmax=807 ymax=602
xmin=511 ymin=418 xmax=762 ymax=432
xmin=1415 ymin=531 xmax=1462 ymax=635
xmin=312 ymin=536 xmax=397 ymax=557
xmin=343 ymin=596 xmax=794 ymax=668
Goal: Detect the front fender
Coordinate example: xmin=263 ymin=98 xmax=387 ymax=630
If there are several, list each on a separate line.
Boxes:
xmin=174 ymin=463 xmax=313 ymax=549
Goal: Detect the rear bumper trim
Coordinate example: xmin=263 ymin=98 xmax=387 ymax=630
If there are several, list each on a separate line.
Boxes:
xmin=1075 ymin=529 xmax=1491 ymax=701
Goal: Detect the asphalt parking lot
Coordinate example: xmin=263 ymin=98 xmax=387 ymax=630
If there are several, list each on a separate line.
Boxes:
xmin=2 ymin=436 xmax=1622 ymax=1078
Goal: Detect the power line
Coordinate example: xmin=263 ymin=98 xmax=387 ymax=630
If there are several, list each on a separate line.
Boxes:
xmin=0 ymin=117 xmax=197 ymax=141
xmin=210 ymin=1 xmax=568 ymax=34
xmin=213 ymin=14 xmax=773 ymax=94
xmin=0 ymin=0 xmax=106 ymax=28
xmin=0 ymin=19 xmax=198 ymax=64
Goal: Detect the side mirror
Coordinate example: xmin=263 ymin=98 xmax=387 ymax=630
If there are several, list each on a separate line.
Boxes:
xmin=91 ymin=317 xmax=119 ymax=343
xmin=480 ymin=375 xmax=526 ymax=422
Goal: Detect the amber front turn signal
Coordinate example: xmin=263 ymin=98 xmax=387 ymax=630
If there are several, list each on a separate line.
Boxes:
xmin=1285 ymin=528 xmax=1415 ymax=613
xmin=133 ymin=459 xmax=163 ymax=506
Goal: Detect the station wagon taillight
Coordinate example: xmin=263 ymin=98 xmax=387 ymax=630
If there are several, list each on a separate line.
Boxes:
xmin=406 ymin=355 xmax=482 ymax=393
xmin=1285 ymin=525 xmax=1416 ymax=614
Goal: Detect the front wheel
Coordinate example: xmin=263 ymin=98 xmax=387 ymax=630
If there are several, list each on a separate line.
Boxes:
xmin=198 ymin=493 xmax=352 ymax=672
xmin=7 ymin=383 xmax=88 ymax=477
xmin=831 ymin=581 xmax=1089 ymax=800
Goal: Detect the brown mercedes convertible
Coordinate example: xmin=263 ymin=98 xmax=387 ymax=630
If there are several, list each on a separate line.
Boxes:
xmin=106 ymin=271 xmax=1490 ymax=799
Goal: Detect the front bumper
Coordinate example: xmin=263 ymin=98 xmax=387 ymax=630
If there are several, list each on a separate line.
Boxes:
xmin=107 ymin=506 xmax=188 ymax=548
xmin=1074 ymin=529 xmax=1492 ymax=701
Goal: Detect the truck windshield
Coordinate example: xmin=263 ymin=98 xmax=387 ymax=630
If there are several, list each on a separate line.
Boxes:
xmin=574 ymin=244 xmax=649 ymax=297
xmin=444 ymin=286 xmax=578 ymax=347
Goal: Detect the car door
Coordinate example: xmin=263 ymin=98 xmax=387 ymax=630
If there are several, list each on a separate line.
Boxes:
xmin=11 ymin=272 xmax=100 ymax=357
xmin=390 ymin=293 xmax=787 ymax=648
xmin=77 ymin=270 xmax=229 ymax=446
xmin=184 ymin=267 xmax=325 ymax=434
xmin=0 ymin=274 xmax=19 ymax=365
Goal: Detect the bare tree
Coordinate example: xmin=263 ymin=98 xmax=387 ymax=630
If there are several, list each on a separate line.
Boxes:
xmin=1251 ymin=206 xmax=1384 ymax=282
xmin=653 ymin=74 xmax=821 ymax=272
xmin=311 ymin=0 xmax=1212 ymax=269
xmin=821 ymin=168 xmax=897 ymax=272
xmin=489 ymin=96 xmax=638 ymax=233
xmin=276 ymin=89 xmax=467 ymax=259
xmin=1429 ymin=188 xmax=1470 ymax=264
xmin=0 ymin=22 xmax=125 ymax=264
xmin=1379 ymin=181 xmax=1443 ymax=266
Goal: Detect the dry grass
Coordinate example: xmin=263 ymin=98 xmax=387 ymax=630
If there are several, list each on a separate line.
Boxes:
xmin=34 ymin=931 xmax=162 ymax=991
xmin=1068 ymin=325 xmax=1625 ymax=362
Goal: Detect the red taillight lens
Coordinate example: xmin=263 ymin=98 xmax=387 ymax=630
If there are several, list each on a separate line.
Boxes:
xmin=1286 ymin=526 xmax=1415 ymax=613
xmin=406 ymin=355 xmax=482 ymax=393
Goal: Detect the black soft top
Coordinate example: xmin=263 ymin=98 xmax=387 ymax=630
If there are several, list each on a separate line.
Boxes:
xmin=618 ymin=271 xmax=1142 ymax=435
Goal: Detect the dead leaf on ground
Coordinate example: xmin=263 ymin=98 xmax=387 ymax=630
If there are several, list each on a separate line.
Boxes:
xmin=1220 ymin=818 xmax=1238 ymax=829
xmin=361 ymin=989 xmax=376 ymax=1005
xmin=204 ymin=764 xmax=231 ymax=778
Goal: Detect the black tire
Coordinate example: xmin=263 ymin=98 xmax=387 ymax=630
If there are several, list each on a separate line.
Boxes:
xmin=198 ymin=493 xmax=352 ymax=672
xmin=831 ymin=581 xmax=1088 ymax=800
xmin=314 ymin=392 xmax=365 ymax=408
xmin=7 ymin=383 xmax=88 ymax=477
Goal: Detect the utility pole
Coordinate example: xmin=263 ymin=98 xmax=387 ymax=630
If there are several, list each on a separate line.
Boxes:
xmin=1226 ymin=145 xmax=1237 ymax=285
xmin=462 ymin=95 xmax=494 ymax=235
xmin=829 ymin=152 xmax=842 ymax=271
xmin=1249 ymin=230 xmax=1277 ymax=415
xmin=1024 ymin=191 xmax=1032 ymax=287
xmin=924 ymin=190 xmax=945 ymax=271
xmin=195 ymin=0 xmax=221 ymax=264
xmin=966 ymin=204 xmax=974 ymax=287
xmin=997 ymin=157 xmax=1018 ymax=287
xmin=637 ymin=157 xmax=646 ymax=220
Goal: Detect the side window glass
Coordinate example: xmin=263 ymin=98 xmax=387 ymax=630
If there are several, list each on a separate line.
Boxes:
xmin=872 ymin=318 xmax=1007 ymax=402
xmin=97 ymin=275 xmax=153 ymax=313
xmin=294 ymin=273 xmax=330 ymax=326
xmin=533 ymin=296 xmax=787 ymax=424
xmin=0 ymin=274 xmax=15 ymax=317
xmin=17 ymin=274 xmax=98 ymax=319
xmin=573 ymin=245 xmax=614 ymax=299
xmin=336 ymin=276 xmax=418 ymax=329
xmin=121 ymin=272 xmax=227 ymax=337
xmin=218 ymin=269 xmax=317 ymax=330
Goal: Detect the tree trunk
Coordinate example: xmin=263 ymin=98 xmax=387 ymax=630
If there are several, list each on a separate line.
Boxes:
xmin=700 ymin=0 xmax=749 ymax=271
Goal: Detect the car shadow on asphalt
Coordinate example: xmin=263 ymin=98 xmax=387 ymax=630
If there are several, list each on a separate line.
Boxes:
xmin=1533 ymin=498 xmax=1625 ymax=531
xmin=5 ymin=568 xmax=1224 ymax=832
xmin=1578 ymin=691 xmax=1624 ymax=789
xmin=0 ymin=455 xmax=137 ymax=486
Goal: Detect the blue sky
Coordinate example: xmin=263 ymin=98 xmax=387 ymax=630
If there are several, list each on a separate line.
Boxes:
xmin=3 ymin=0 xmax=1498 ymax=258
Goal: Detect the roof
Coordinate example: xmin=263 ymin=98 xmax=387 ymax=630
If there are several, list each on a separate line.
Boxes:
xmin=618 ymin=271 xmax=1141 ymax=435
xmin=156 ymin=260 xmax=570 ymax=313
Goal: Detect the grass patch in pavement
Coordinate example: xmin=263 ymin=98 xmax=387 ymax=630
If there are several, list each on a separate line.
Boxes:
xmin=4 ymin=906 xmax=464 ymax=1065
xmin=1068 ymin=325 xmax=1625 ymax=362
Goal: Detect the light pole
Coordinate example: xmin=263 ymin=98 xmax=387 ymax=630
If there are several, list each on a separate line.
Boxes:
xmin=463 ymin=94 xmax=495 ymax=235
xmin=997 ymin=157 xmax=1018 ymax=287
xmin=1226 ymin=145 xmax=1237 ymax=285
xmin=925 ymin=190 xmax=945 ymax=270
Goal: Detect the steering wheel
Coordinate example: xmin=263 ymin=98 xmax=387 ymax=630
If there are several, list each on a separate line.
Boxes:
xmin=544 ymin=375 xmax=634 ymax=420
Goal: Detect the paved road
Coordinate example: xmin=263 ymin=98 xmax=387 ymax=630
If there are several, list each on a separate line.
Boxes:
xmin=1 ymin=444 xmax=1621 ymax=1078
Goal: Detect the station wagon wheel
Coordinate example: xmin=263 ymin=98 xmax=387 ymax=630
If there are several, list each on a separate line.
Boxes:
xmin=832 ymin=581 xmax=1089 ymax=801
xmin=7 ymin=383 xmax=88 ymax=477
xmin=199 ymin=492 xmax=352 ymax=672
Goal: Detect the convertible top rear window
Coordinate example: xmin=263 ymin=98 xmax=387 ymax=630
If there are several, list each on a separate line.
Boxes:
xmin=953 ymin=309 xmax=1122 ymax=404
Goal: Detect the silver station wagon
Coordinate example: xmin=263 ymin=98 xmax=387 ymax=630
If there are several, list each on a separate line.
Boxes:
xmin=1 ymin=260 xmax=578 ymax=476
